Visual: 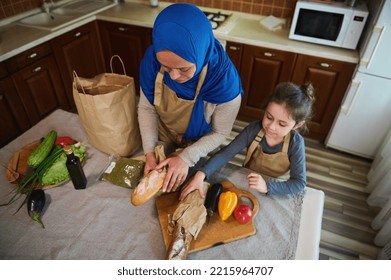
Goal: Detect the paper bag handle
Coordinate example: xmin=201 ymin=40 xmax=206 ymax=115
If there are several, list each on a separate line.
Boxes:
xmin=110 ymin=55 xmax=127 ymax=76
xmin=72 ymin=70 xmax=87 ymax=95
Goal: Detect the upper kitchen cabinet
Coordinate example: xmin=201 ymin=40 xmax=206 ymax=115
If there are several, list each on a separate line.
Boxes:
xmin=291 ymin=54 xmax=356 ymax=142
xmin=5 ymin=42 xmax=70 ymax=127
xmin=98 ymin=21 xmax=152 ymax=94
xmin=227 ymin=42 xmax=296 ymax=122
xmin=51 ymin=22 xmax=105 ymax=110
xmin=0 ymin=63 xmax=30 ymax=148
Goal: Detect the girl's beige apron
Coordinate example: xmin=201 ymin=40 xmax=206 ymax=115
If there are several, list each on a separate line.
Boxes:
xmin=243 ymin=129 xmax=291 ymax=179
xmin=154 ymin=65 xmax=208 ymax=147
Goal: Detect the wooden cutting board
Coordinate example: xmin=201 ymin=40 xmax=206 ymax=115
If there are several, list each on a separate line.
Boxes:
xmin=155 ymin=181 xmax=259 ymax=254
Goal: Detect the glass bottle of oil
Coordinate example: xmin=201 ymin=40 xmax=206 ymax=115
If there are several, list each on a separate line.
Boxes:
xmin=64 ymin=145 xmax=87 ymax=189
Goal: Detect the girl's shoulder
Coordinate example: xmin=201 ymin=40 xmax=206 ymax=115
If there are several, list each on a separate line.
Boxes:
xmin=289 ymin=132 xmax=305 ymax=151
xmin=244 ymin=120 xmax=262 ymax=134
xmin=290 ymin=131 xmax=304 ymax=142
xmin=234 ymin=121 xmax=262 ymax=142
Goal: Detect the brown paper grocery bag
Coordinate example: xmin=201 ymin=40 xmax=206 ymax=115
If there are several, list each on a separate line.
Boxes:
xmin=72 ymin=55 xmax=141 ymax=157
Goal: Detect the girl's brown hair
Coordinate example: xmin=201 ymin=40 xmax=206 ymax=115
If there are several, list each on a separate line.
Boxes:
xmin=266 ymin=82 xmax=315 ymax=134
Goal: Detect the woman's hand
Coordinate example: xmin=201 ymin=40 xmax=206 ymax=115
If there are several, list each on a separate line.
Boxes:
xmin=155 ymin=155 xmax=189 ymax=193
xmin=144 ymin=152 xmax=157 ymax=175
xmin=179 ymin=171 xmax=206 ymax=201
xmin=247 ymin=172 xmax=268 ymax=193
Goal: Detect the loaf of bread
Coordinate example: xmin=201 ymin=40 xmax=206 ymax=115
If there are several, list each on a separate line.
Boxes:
xmin=131 ymin=168 xmax=167 ymax=206
xmin=166 ymin=224 xmax=193 ymax=260
xmin=166 ymin=183 xmax=208 ymax=260
xmin=131 ymin=144 xmax=167 ymax=206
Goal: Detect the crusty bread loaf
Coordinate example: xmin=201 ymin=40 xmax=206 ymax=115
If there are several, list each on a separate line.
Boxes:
xmin=131 ymin=169 xmax=167 ymax=206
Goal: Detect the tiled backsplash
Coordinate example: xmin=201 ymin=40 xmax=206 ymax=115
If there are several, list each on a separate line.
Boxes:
xmin=0 ymin=0 xmax=296 ymax=20
xmin=166 ymin=0 xmax=296 ymax=18
xmin=0 ymin=0 xmax=59 ymax=19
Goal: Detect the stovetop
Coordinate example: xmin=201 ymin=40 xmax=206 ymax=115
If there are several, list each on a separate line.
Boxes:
xmin=204 ymin=11 xmax=232 ymax=30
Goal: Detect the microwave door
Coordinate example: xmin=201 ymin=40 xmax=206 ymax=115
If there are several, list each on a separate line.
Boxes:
xmin=295 ymin=9 xmax=344 ymax=41
xmin=291 ymin=8 xmax=350 ymax=47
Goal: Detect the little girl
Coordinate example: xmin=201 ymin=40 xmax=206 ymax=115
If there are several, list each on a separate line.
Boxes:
xmin=180 ymin=82 xmax=315 ymax=200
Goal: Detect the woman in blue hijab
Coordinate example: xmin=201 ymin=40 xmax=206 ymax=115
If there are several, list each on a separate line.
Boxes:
xmin=138 ymin=3 xmax=243 ymax=193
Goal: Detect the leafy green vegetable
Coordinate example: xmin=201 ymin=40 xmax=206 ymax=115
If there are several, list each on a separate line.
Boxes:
xmin=40 ymin=144 xmax=86 ymax=186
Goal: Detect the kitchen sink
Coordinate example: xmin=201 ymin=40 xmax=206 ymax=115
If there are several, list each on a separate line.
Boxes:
xmin=15 ymin=0 xmax=116 ymax=31
xmin=17 ymin=12 xmax=78 ymax=31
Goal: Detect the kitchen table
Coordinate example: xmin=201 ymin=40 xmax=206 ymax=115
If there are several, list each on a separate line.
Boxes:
xmin=0 ymin=109 xmax=324 ymax=260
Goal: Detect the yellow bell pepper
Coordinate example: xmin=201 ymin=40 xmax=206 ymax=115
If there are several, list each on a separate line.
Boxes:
xmin=218 ymin=191 xmax=238 ymax=221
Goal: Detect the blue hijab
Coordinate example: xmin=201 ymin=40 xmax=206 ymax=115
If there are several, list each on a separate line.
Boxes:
xmin=140 ymin=3 xmax=243 ymax=141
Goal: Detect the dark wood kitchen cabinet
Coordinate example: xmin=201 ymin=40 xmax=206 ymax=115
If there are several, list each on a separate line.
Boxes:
xmin=226 ymin=41 xmax=243 ymax=73
xmin=291 ymin=54 xmax=356 ymax=142
xmin=0 ymin=63 xmax=30 ymax=148
xmin=98 ymin=21 xmax=152 ymax=94
xmin=5 ymin=42 xmax=70 ymax=127
xmin=51 ymin=22 xmax=105 ymax=110
xmin=227 ymin=42 xmax=296 ymax=122
xmin=227 ymin=41 xmax=356 ymax=142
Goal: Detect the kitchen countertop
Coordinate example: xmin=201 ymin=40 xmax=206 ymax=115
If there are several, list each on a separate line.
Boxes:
xmin=0 ymin=0 xmax=359 ymax=63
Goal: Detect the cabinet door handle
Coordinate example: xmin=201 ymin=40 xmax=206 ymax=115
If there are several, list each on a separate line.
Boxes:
xmin=228 ymin=45 xmax=240 ymax=51
xmin=27 ymin=53 xmax=38 ymax=59
xmin=32 ymin=66 xmax=42 ymax=73
xmin=263 ymin=52 xmax=275 ymax=57
xmin=74 ymin=32 xmax=82 ymax=38
xmin=118 ymin=27 xmax=128 ymax=32
xmin=318 ymin=62 xmax=332 ymax=68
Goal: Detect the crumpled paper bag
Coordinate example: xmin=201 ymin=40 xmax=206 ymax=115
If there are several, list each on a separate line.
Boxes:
xmin=166 ymin=182 xmax=209 ymax=260
xmin=169 ymin=182 xmax=209 ymax=239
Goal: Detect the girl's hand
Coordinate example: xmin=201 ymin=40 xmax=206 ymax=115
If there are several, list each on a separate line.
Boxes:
xmin=179 ymin=171 xmax=206 ymax=201
xmin=247 ymin=172 xmax=268 ymax=193
xmin=144 ymin=152 xmax=157 ymax=175
xmin=155 ymin=155 xmax=189 ymax=193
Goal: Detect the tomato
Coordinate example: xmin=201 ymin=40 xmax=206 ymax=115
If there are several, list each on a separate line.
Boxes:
xmin=234 ymin=204 xmax=253 ymax=224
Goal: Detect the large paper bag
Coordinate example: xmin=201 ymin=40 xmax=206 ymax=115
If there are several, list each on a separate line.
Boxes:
xmin=72 ymin=56 xmax=141 ymax=157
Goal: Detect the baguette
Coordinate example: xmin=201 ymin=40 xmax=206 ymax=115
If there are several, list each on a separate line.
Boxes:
xmin=165 ymin=183 xmax=208 ymax=260
xmin=166 ymin=224 xmax=193 ymax=260
xmin=131 ymin=144 xmax=167 ymax=206
xmin=131 ymin=168 xmax=166 ymax=206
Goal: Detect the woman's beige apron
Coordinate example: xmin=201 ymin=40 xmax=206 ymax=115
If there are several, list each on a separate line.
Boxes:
xmin=243 ymin=129 xmax=291 ymax=179
xmin=154 ymin=65 xmax=208 ymax=147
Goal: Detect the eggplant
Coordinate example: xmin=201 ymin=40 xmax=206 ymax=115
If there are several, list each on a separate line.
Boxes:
xmin=27 ymin=189 xmax=46 ymax=228
xmin=204 ymin=183 xmax=223 ymax=225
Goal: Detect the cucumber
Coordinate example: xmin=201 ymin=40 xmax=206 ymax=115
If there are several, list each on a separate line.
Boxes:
xmin=27 ymin=130 xmax=57 ymax=168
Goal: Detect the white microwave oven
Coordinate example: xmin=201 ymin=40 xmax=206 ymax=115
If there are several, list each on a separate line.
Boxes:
xmin=289 ymin=0 xmax=369 ymax=49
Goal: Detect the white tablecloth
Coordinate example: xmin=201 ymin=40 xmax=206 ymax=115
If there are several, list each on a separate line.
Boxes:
xmin=0 ymin=109 xmax=324 ymax=260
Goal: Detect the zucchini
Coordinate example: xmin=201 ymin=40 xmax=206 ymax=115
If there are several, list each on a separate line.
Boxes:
xmin=27 ymin=130 xmax=57 ymax=168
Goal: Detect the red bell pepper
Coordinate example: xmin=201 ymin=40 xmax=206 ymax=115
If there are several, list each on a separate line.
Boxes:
xmin=54 ymin=136 xmax=76 ymax=147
